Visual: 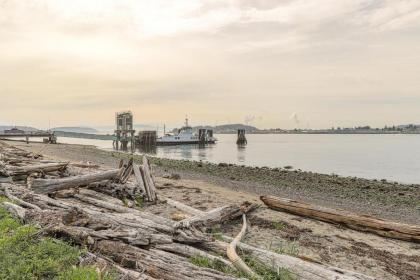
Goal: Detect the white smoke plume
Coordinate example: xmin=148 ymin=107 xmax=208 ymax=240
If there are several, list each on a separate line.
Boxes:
xmin=244 ymin=115 xmax=255 ymax=125
xmin=290 ymin=113 xmax=300 ymax=126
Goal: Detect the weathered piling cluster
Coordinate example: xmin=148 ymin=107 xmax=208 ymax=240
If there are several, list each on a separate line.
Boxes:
xmin=237 ymin=129 xmax=247 ymax=145
xmin=137 ymin=131 xmax=157 ymax=146
xmin=0 ymin=141 xmax=379 ymax=280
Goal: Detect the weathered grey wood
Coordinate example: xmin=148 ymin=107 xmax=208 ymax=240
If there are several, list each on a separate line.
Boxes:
xmin=3 ymin=184 xmax=41 ymax=210
xmin=214 ymin=237 xmax=374 ymax=280
xmin=142 ymin=156 xmax=157 ymax=202
xmin=30 ymin=169 xmax=120 ymax=194
xmin=70 ymin=162 xmax=99 ymax=169
xmin=2 ymin=201 xmax=27 ymax=220
xmin=155 ymin=243 xmax=235 ymax=269
xmin=173 ymin=203 xmax=256 ymax=243
xmin=88 ymin=181 xmax=140 ymax=199
xmin=261 ymin=195 xmax=420 ymax=243
xmin=1 ymin=201 xmax=239 ymax=280
xmin=120 ymin=159 xmax=133 ymax=184
xmin=226 ymin=215 xmax=259 ymax=279
xmin=133 ymin=163 xmax=146 ymax=195
xmin=175 ymin=203 xmax=255 ymax=229
xmin=7 ymin=162 xmax=69 ymax=175
xmin=96 ymin=240 xmax=241 ymax=280
xmin=81 ymin=252 xmax=156 ymax=280
xmin=139 ymin=165 xmax=153 ymax=201
xmin=163 ymin=197 xmax=375 ymax=280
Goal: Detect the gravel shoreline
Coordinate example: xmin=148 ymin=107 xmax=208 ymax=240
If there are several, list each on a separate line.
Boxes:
xmin=3 ymin=140 xmax=420 ymax=279
xmin=120 ymin=153 xmax=419 ymax=224
xmin=5 ymin=140 xmax=420 ymax=224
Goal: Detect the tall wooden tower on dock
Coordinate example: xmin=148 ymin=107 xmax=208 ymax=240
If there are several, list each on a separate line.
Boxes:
xmin=114 ymin=111 xmax=135 ymax=151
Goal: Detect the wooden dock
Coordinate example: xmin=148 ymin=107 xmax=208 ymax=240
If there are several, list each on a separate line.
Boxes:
xmin=0 ymin=131 xmax=56 ymax=143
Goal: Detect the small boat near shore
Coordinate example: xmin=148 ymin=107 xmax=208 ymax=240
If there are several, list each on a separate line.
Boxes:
xmin=157 ymin=118 xmax=217 ymax=146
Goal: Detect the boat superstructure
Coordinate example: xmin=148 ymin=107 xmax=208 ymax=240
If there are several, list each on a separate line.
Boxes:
xmin=156 ymin=118 xmax=216 ymax=145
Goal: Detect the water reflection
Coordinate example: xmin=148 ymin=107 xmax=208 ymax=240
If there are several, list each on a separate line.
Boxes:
xmin=236 ymin=144 xmax=246 ymax=163
xmin=137 ymin=145 xmax=157 ymax=155
xmin=59 ymin=134 xmax=420 ymax=183
xmin=179 ymin=146 xmax=193 ymax=159
xmin=197 ymin=144 xmax=208 ymax=161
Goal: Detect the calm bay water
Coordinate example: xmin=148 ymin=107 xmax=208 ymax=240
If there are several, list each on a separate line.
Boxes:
xmin=18 ymin=134 xmax=420 ymax=184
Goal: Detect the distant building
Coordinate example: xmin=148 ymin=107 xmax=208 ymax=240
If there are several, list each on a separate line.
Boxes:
xmin=4 ymin=127 xmax=25 ymax=134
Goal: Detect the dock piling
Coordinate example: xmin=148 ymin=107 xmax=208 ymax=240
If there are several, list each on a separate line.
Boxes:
xmin=237 ymin=129 xmax=247 ymax=145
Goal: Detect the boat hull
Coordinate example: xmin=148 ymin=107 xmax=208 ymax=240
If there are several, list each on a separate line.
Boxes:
xmin=156 ymin=140 xmax=216 ymax=146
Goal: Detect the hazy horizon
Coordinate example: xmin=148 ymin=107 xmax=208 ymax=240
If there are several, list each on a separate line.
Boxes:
xmin=1 ymin=1 xmax=420 ymax=129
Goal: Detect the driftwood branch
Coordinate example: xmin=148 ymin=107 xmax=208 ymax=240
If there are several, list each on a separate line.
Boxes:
xmin=226 ymin=214 xmax=260 ymax=279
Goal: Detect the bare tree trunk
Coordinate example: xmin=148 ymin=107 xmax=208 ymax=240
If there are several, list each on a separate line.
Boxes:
xmin=261 ymin=195 xmax=420 ymax=243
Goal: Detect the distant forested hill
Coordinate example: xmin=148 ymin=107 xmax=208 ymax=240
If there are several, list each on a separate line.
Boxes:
xmin=52 ymin=127 xmax=99 ymax=134
xmin=0 ymin=125 xmax=39 ymax=132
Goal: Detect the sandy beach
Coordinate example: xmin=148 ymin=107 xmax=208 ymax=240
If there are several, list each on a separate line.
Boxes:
xmin=3 ymin=140 xmax=419 ymax=280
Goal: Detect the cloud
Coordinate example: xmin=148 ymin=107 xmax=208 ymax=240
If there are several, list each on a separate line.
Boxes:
xmin=1 ymin=1 xmax=420 ymax=128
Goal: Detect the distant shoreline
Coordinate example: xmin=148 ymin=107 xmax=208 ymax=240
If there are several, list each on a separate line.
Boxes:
xmin=54 ymin=130 xmax=420 ymax=141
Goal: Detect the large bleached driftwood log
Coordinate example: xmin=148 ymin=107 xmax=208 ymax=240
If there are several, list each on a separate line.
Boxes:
xmin=260 ymin=195 xmax=420 ymax=243
xmin=29 ymin=169 xmax=121 ymax=194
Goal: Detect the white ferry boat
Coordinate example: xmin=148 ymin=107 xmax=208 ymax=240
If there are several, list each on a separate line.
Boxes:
xmin=156 ymin=118 xmax=217 ymax=145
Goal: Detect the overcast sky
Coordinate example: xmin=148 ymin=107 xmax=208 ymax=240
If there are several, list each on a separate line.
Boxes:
xmin=1 ymin=0 xmax=419 ymax=129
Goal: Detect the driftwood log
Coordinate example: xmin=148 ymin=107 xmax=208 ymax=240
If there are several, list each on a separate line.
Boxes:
xmin=29 ymin=169 xmax=121 ymax=194
xmin=260 ymin=195 xmax=420 ymax=243
xmin=6 ymin=162 xmax=69 ymax=176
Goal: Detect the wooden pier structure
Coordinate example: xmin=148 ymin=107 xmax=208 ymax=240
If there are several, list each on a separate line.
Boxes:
xmin=0 ymin=131 xmax=56 ymax=144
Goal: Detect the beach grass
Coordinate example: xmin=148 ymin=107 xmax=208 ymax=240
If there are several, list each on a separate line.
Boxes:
xmin=0 ymin=197 xmax=117 ymax=280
